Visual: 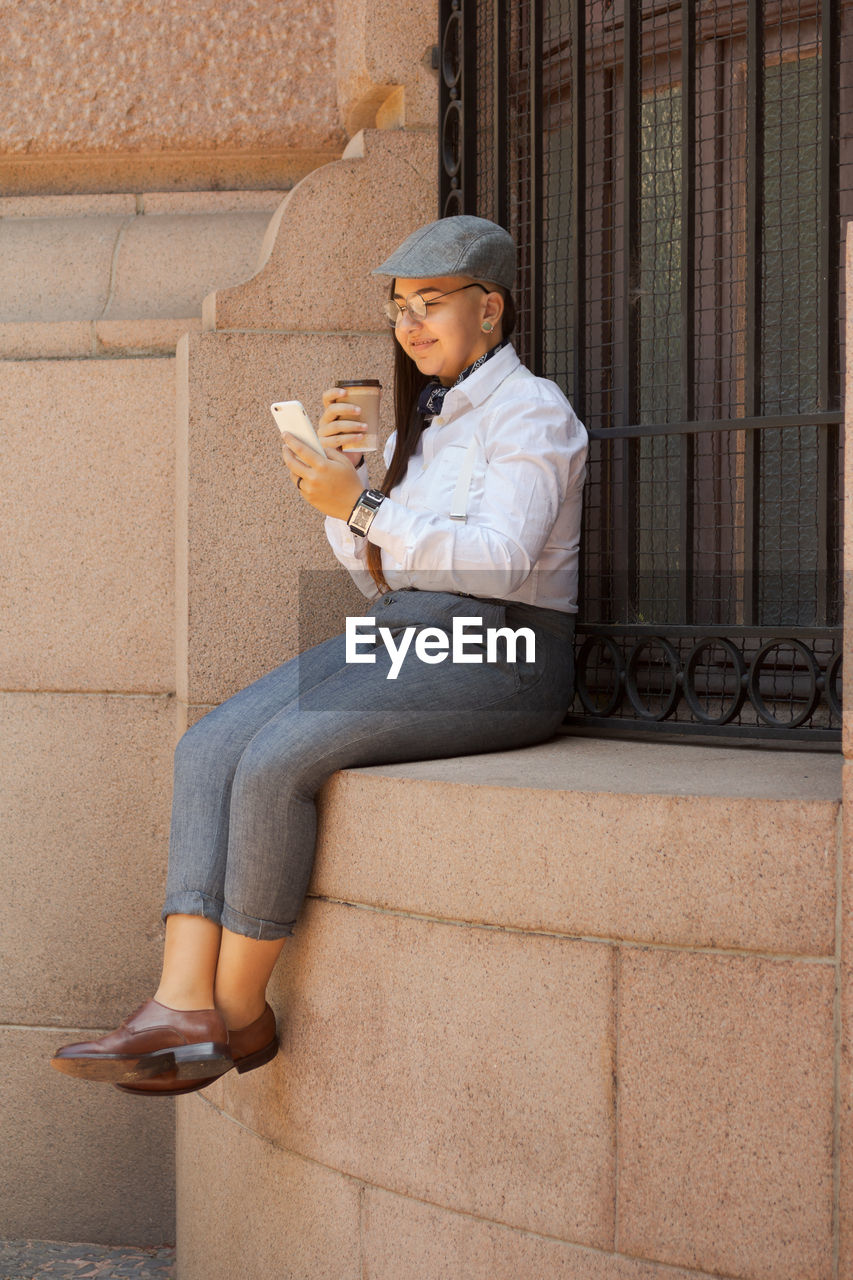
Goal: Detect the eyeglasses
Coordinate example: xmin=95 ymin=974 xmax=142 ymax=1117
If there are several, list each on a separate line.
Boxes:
xmin=383 ymin=282 xmax=488 ymax=326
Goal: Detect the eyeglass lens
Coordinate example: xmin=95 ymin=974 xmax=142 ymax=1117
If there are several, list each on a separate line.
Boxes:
xmin=384 ymin=294 xmax=428 ymax=325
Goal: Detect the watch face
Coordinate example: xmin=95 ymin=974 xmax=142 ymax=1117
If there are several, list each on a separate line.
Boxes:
xmin=349 ymin=503 xmax=374 ymax=535
xmin=348 ymin=489 xmax=383 ymax=535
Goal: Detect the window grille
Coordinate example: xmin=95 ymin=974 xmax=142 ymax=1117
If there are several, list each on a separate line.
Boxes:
xmin=439 ymin=0 xmax=849 ymax=741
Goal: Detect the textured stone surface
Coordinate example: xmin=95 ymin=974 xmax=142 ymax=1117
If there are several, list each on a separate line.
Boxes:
xmin=0 ymin=0 xmax=344 ymax=156
xmin=617 ymin=949 xmax=835 ymax=1280
xmin=336 ymin=0 xmax=437 ymax=133
xmin=207 ymin=130 xmax=436 ymax=333
xmin=310 ymin=744 xmax=838 ymax=954
xmin=206 ymin=898 xmax=617 ymax=1247
xmin=361 ymin=1187 xmax=731 ymax=1280
xmin=0 ymin=358 xmax=175 ymax=692
xmin=841 ymin=761 xmax=853 ymax=1279
xmin=0 ymin=320 xmax=96 ymax=358
xmin=839 ymin=227 xmax=852 ymax=1278
xmin=95 ymin=317 xmax=203 ymax=355
xmin=176 ymin=1096 xmax=360 ymax=1280
xmin=106 ymin=211 xmax=275 ymax=321
xmin=0 ymin=1027 xmax=174 ymax=1245
xmin=0 ymin=201 xmax=282 ymax=324
xmin=0 ymin=213 xmax=127 ymax=321
xmin=349 ymin=733 xmax=843 ymax=800
xmin=177 ymin=330 xmax=393 ymax=705
xmin=0 ymin=193 xmax=138 ymax=217
xmin=0 ymin=150 xmax=334 ymax=198
xmin=0 ymin=317 xmax=204 ymax=359
xmin=0 ymin=693 xmax=173 ymax=1027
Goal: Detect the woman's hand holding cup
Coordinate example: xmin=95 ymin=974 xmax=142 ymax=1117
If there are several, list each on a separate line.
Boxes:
xmin=318 ymin=388 xmax=369 ymax=459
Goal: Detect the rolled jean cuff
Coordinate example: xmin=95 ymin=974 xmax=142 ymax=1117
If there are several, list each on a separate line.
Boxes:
xmin=220 ymin=903 xmax=297 ymax=942
xmin=161 ymin=890 xmax=224 ymax=926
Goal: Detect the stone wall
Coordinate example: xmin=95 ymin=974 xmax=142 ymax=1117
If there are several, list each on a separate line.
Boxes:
xmin=0 ymin=0 xmax=345 ymax=193
xmin=175 ymin=742 xmax=842 ymax=1280
xmin=0 ymin=0 xmax=438 ymax=1248
xmin=0 ymin=192 xmax=286 ymax=1245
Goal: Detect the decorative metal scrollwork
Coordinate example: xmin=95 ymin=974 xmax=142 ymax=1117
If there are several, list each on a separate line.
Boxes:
xmin=625 ymin=637 xmax=681 ymax=721
xmin=576 ymin=635 xmax=624 ymax=716
xmin=570 ymin=631 xmax=841 ymax=739
xmin=746 ymin=639 xmax=821 ymax=729
xmin=438 ymin=0 xmax=472 ymax=217
xmin=683 ymin=638 xmax=747 ymax=727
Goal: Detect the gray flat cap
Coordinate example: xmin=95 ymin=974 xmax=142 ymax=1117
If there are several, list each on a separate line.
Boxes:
xmin=373 ymin=215 xmax=516 ymax=291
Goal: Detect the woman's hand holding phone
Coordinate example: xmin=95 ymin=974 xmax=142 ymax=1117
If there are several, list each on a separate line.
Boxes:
xmin=279 ymin=389 xmax=368 ymax=521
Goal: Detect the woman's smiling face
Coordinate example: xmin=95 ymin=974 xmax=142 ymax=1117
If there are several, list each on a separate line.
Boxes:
xmin=392 ymin=275 xmax=504 ymax=385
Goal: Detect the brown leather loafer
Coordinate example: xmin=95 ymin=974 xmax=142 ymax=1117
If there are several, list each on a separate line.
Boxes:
xmin=113 ymin=1003 xmax=279 ymax=1097
xmin=51 ymin=999 xmax=232 ymax=1085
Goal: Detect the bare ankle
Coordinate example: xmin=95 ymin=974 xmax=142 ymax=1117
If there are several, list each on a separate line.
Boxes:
xmin=214 ymin=994 xmax=267 ymax=1031
xmin=154 ymin=984 xmax=215 ymax=1011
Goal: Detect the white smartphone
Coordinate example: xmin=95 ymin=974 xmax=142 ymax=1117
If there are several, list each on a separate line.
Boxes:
xmin=270 ymin=400 xmax=326 ymax=458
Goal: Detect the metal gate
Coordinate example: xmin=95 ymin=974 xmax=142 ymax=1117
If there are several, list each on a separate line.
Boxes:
xmin=439 ymin=0 xmax=848 ymax=741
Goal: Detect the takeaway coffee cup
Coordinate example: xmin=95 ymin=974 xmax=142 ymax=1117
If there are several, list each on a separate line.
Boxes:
xmin=336 ymin=379 xmax=382 ymax=452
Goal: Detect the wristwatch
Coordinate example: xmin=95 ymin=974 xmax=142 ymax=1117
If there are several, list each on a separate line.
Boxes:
xmin=347 ymin=488 xmax=385 ymax=537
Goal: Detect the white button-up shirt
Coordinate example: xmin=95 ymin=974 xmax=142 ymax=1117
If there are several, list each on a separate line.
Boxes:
xmin=324 ymin=343 xmax=588 ymax=612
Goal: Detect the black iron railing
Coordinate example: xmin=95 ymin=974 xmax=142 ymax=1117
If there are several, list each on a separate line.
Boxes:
xmin=439 ymin=0 xmax=848 ymax=742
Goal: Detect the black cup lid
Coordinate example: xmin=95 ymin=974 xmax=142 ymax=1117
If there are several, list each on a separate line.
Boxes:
xmin=336 ymin=379 xmax=382 ymax=388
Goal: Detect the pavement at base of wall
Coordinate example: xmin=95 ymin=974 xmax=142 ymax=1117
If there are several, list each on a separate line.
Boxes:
xmin=0 ymin=1240 xmax=175 ymax=1280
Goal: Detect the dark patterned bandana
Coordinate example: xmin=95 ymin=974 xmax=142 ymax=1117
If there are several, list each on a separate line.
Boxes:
xmin=417 ymin=339 xmax=509 ymax=419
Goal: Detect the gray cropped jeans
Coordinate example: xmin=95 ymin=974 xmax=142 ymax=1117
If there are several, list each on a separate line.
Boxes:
xmin=163 ymin=589 xmax=575 ymax=940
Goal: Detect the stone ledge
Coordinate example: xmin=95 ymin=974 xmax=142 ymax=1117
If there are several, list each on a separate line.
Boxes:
xmin=344 ymin=734 xmax=842 ymax=801
xmin=309 ymin=737 xmax=841 ymax=955
xmin=0 ymin=193 xmax=288 ymax=328
xmin=0 ymin=317 xmax=202 ymax=359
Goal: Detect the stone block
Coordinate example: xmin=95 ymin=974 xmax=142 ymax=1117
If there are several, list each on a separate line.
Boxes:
xmin=94 ymin=317 xmax=202 ymax=355
xmin=207 ymin=898 xmax=616 ymax=1247
xmin=207 ymin=129 xmax=437 ymax=334
xmin=0 ymin=213 xmax=126 ymax=322
xmin=311 ymin=737 xmax=839 ymax=954
xmin=140 ymin=191 xmax=288 ymax=215
xmin=840 ymin=759 xmax=853 ymax=1279
xmin=362 ymin=1186 xmax=728 ymax=1280
xmin=617 ymin=949 xmax=835 ymax=1280
xmin=0 ymin=693 xmax=173 ymax=1027
xmin=0 ymin=194 xmax=138 ymax=217
xmin=0 ymin=357 xmax=175 ymax=692
xmin=105 ymin=211 xmax=276 ymax=321
xmin=0 ymin=320 xmax=93 ymax=358
xmin=0 ymin=198 xmax=284 ymax=326
xmin=177 ymin=330 xmax=394 ymax=705
xmin=336 ymin=0 xmax=438 ymax=133
xmin=0 ymin=0 xmax=344 ymax=160
xmin=176 ymin=1095 xmax=360 ymax=1280
xmin=0 ymin=1027 xmax=174 ymax=1245
xmin=0 ymin=150 xmax=340 ymax=200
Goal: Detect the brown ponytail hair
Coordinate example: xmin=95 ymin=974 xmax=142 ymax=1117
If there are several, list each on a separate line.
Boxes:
xmin=365 ymin=286 xmax=517 ymax=592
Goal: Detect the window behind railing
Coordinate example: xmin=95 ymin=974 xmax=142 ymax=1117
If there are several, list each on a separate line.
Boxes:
xmin=439 ymin=0 xmax=850 ymax=741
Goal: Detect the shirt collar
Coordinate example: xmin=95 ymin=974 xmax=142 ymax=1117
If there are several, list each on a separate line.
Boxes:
xmin=441 ymin=342 xmax=521 ymax=415
xmin=418 ymin=339 xmax=511 ymax=419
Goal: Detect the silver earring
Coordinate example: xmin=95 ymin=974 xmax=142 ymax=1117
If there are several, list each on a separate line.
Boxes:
xmin=482 ymin=320 xmax=493 ymax=333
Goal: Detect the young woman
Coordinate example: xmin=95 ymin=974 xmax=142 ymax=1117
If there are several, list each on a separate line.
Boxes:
xmin=51 ymin=216 xmax=587 ymax=1096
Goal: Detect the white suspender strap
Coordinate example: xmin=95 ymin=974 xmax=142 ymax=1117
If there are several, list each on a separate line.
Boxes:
xmin=449 ymin=439 xmax=479 ymax=522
